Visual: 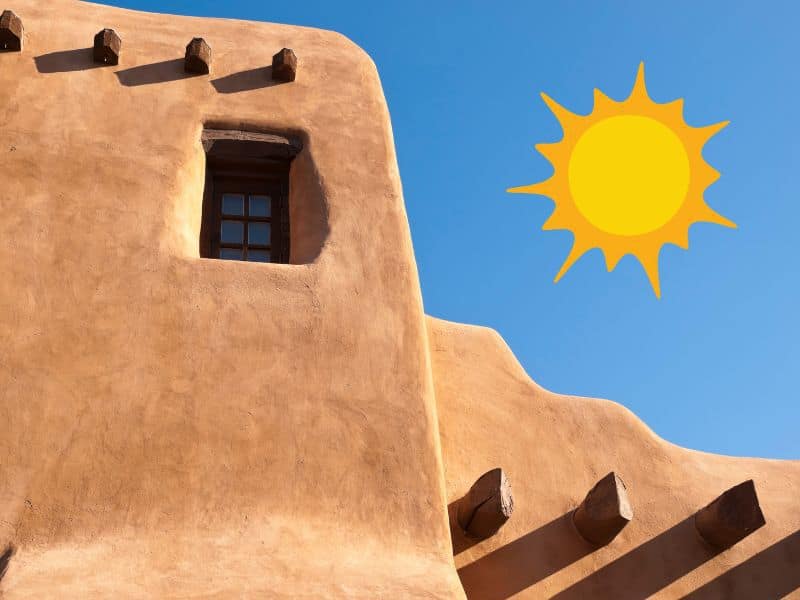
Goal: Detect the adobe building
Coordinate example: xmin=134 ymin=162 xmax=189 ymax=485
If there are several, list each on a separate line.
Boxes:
xmin=0 ymin=1 xmax=797 ymax=597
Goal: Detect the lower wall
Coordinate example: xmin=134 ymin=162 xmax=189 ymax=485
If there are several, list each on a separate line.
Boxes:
xmin=428 ymin=316 xmax=800 ymax=599
xmin=3 ymin=523 xmax=462 ymax=598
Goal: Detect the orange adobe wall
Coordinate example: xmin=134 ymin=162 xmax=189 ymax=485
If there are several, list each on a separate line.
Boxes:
xmin=430 ymin=318 xmax=799 ymax=599
xmin=0 ymin=1 xmax=797 ymax=598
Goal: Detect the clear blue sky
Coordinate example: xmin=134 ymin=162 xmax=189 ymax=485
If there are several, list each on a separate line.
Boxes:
xmin=94 ymin=1 xmax=798 ymax=459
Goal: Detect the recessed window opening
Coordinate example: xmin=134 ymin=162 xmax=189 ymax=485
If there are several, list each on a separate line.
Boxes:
xmin=200 ymin=129 xmax=302 ymax=263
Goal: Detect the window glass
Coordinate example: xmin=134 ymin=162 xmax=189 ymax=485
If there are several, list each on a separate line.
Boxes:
xmin=247 ymin=250 xmax=271 ymax=263
xmin=222 ymin=194 xmax=245 ymax=216
xmin=249 ymin=195 xmax=271 ymax=217
xmin=248 ymin=222 xmax=271 ymax=245
xmin=220 ymin=248 xmax=243 ymax=260
xmin=221 ymin=220 xmax=244 ymax=243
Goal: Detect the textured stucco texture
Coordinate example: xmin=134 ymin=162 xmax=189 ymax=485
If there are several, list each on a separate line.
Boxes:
xmin=0 ymin=1 xmax=797 ymax=598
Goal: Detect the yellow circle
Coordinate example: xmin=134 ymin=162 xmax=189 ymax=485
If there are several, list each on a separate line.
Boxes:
xmin=568 ymin=115 xmax=690 ymax=236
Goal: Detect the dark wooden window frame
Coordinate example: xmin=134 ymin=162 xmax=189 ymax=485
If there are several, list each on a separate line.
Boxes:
xmin=200 ymin=129 xmax=302 ymax=263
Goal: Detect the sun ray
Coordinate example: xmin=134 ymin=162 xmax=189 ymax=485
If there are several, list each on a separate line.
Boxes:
xmin=697 ymin=120 xmax=730 ymax=140
xmin=685 ymin=120 xmax=730 ymax=150
xmin=699 ymin=163 xmax=721 ymax=185
xmin=696 ymin=202 xmax=737 ymax=228
xmin=637 ymin=250 xmax=662 ymax=299
xmin=535 ymin=142 xmax=562 ymax=163
xmin=507 ymin=180 xmax=554 ymax=196
xmin=671 ymin=227 xmax=690 ymax=250
xmin=553 ymin=240 xmax=592 ymax=283
xmin=593 ymin=88 xmax=616 ymax=111
xmin=542 ymin=209 xmax=568 ymax=231
xmin=540 ymin=92 xmax=583 ymax=131
xmin=628 ymin=62 xmax=650 ymax=101
xmin=665 ymin=97 xmax=684 ymax=118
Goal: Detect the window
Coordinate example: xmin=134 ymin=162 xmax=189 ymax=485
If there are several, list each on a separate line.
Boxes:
xmin=213 ymin=181 xmax=279 ymax=262
xmin=200 ymin=129 xmax=301 ymax=263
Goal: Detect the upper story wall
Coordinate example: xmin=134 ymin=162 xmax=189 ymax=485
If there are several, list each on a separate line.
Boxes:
xmin=0 ymin=1 xmax=462 ymax=596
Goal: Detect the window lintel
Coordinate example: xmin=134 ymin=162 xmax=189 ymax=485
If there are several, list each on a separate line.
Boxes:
xmin=202 ymin=129 xmax=303 ymax=161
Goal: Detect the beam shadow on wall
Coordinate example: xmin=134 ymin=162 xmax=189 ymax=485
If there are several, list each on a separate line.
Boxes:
xmin=115 ymin=58 xmax=197 ymax=87
xmin=449 ymin=499 xmax=480 ymax=555
xmin=34 ymin=48 xmax=103 ymax=73
xmin=456 ymin=511 xmax=593 ymax=600
xmin=550 ymin=516 xmax=719 ymax=600
xmin=0 ymin=544 xmax=15 ymax=582
xmin=680 ymin=529 xmax=800 ymax=600
xmin=211 ymin=66 xmax=281 ymax=94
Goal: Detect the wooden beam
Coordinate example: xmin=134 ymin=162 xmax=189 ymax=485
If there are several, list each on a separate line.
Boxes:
xmin=573 ymin=472 xmax=633 ymax=546
xmin=185 ymin=37 xmax=211 ymax=75
xmin=456 ymin=468 xmax=514 ymax=539
xmin=695 ymin=480 xmax=765 ymax=549
xmin=93 ymin=29 xmax=121 ymax=65
xmin=0 ymin=10 xmax=23 ymax=51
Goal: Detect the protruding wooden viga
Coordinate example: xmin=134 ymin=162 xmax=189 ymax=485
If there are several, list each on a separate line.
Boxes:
xmin=695 ymin=479 xmax=765 ymax=549
xmin=573 ymin=472 xmax=633 ymax=545
xmin=457 ymin=468 xmax=514 ymax=539
xmin=93 ymin=28 xmax=122 ymax=65
xmin=185 ymin=37 xmax=211 ymax=74
xmin=272 ymin=47 xmax=297 ymax=82
xmin=0 ymin=10 xmax=23 ymax=51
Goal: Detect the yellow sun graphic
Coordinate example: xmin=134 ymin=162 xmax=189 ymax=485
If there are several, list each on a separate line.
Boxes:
xmin=509 ymin=63 xmax=735 ymax=298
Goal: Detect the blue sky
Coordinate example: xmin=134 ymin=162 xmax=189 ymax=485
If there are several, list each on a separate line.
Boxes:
xmin=94 ymin=1 xmax=799 ymax=459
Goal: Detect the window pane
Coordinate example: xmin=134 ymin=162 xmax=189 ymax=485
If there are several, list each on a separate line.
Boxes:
xmin=249 ymin=195 xmax=271 ymax=217
xmin=219 ymin=248 xmax=242 ymax=260
xmin=221 ymin=221 xmax=244 ymax=243
xmin=221 ymin=194 xmax=244 ymax=215
xmin=248 ymin=222 xmax=271 ymax=245
xmin=247 ymin=250 xmax=271 ymax=263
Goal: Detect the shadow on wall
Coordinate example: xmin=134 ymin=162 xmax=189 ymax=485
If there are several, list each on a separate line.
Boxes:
xmin=212 ymin=66 xmax=281 ymax=94
xmin=115 ymin=58 xmax=197 ymax=87
xmin=32 ymin=49 xmax=288 ymax=93
xmin=0 ymin=545 xmax=15 ymax=583
xmin=458 ymin=520 xmax=800 ymax=599
xmin=548 ymin=517 xmax=718 ymax=600
xmin=455 ymin=511 xmax=593 ymax=600
xmin=449 ymin=498 xmax=480 ymax=556
xmin=681 ymin=530 xmax=800 ymax=600
xmin=34 ymin=48 xmax=103 ymax=73
xmin=454 ymin=497 xmax=799 ymax=600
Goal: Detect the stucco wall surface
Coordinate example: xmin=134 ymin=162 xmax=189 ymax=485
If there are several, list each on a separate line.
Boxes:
xmin=0 ymin=0 xmax=462 ymax=597
xmin=1 ymin=1 xmax=798 ymax=598
xmin=428 ymin=316 xmax=800 ymax=599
